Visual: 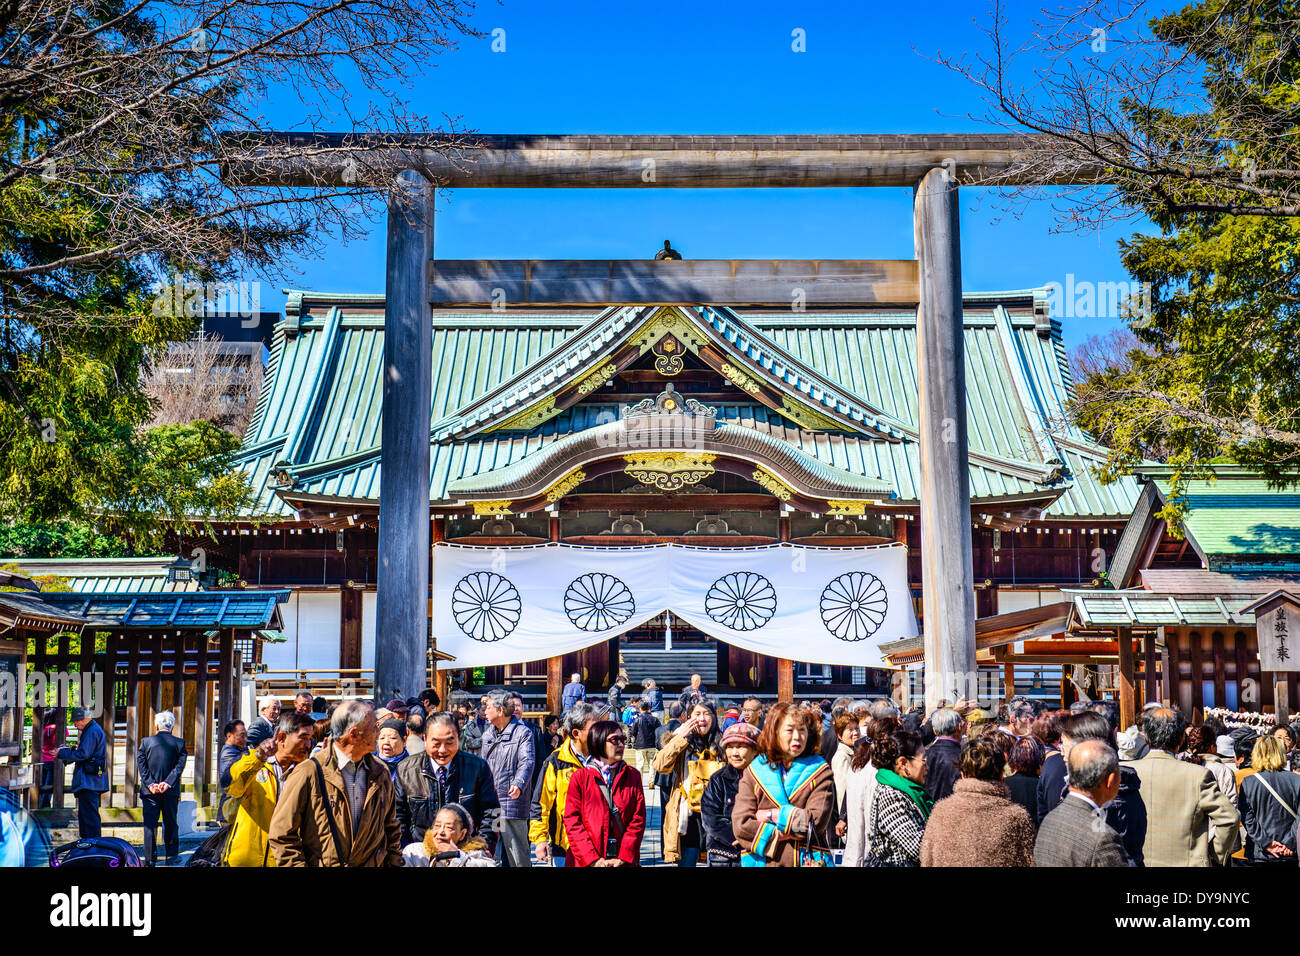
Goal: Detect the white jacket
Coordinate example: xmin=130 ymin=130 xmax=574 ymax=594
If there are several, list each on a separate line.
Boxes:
xmin=841 ymin=761 xmax=879 ymax=867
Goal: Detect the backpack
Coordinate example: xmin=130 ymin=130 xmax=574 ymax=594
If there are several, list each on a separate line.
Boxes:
xmin=50 ymin=837 xmax=142 ymax=868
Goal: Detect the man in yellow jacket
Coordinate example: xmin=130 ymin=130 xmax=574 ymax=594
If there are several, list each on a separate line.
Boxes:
xmin=530 ymin=702 xmax=600 ymax=866
xmin=222 ymin=710 xmax=315 ymax=866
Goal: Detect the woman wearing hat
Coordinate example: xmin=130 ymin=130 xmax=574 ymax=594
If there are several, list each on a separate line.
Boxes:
xmin=375 ymin=719 xmax=408 ymax=782
xmin=401 ymin=803 xmax=496 ymax=867
xmin=701 ymin=721 xmax=759 ymax=867
xmin=731 ymin=702 xmax=835 ymax=867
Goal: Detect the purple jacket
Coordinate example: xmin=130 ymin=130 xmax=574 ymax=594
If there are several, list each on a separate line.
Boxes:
xmin=481 ymin=717 xmax=536 ymax=820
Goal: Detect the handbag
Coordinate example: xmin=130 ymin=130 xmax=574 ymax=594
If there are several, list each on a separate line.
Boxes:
xmin=798 ymin=818 xmax=833 ymax=868
xmin=591 ymin=770 xmax=625 ymax=861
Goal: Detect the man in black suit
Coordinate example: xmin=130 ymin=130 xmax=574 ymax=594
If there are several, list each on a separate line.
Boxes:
xmin=923 ymin=707 xmax=965 ymax=803
xmin=137 ymin=710 xmax=187 ymax=864
xmin=1035 ymin=739 xmax=1131 ymax=867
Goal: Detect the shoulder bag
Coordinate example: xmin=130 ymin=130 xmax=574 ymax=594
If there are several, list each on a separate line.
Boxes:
xmin=312 ymin=757 xmax=349 ymax=867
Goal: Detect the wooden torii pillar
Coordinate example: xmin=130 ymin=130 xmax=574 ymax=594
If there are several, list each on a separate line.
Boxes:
xmin=914 ymin=167 xmax=976 ymax=712
xmin=375 ymin=170 xmax=434 ymax=703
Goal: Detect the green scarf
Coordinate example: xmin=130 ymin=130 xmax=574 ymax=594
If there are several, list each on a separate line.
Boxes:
xmin=876 ymin=767 xmax=934 ymax=820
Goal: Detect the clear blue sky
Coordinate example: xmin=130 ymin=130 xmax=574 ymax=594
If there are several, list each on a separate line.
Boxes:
xmin=259 ymin=0 xmax=1162 ymax=350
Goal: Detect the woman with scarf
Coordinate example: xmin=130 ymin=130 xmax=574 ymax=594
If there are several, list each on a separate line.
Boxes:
xmin=375 ymin=719 xmax=408 ymax=782
xmin=731 ymin=702 xmax=835 ymax=867
xmin=863 ymin=723 xmax=931 ymax=866
xmin=562 ymin=720 xmax=646 ymax=866
xmin=652 ymin=700 xmax=723 ymax=866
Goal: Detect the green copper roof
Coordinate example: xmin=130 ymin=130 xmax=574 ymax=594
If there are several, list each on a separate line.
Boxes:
xmin=1151 ymin=471 xmax=1300 ymax=556
xmin=230 ymin=291 xmax=1140 ymax=519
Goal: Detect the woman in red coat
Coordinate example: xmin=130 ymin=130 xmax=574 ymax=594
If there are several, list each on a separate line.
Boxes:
xmin=562 ymin=720 xmax=646 ymax=866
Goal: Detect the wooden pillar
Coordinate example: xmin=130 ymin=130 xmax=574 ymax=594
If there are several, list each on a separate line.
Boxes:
xmin=1188 ymin=630 xmax=1205 ymax=724
xmin=124 ymin=635 xmax=140 ymax=806
xmin=196 ymin=677 xmax=212 ymax=808
xmin=914 ymin=165 xmax=975 ymax=711
xmin=1002 ymin=662 xmax=1016 ymax=701
xmin=95 ymin=636 xmax=115 ymax=809
xmin=434 ymin=667 xmax=450 ymax=710
xmin=547 ymin=656 xmax=563 ymax=714
xmin=375 ymin=168 xmax=434 ymax=703
xmin=216 ymin=631 xmax=234 ymax=734
xmin=340 ymin=585 xmax=363 ymax=671
xmin=1117 ymin=628 xmax=1136 ymax=731
xmin=1277 ymin=678 xmax=1291 ymax=727
xmin=1144 ymin=635 xmax=1158 ymax=705
xmin=1233 ymin=632 xmax=1250 ymax=711
xmin=53 ymin=632 xmax=69 ymax=809
xmin=777 ymin=658 xmax=794 ymax=703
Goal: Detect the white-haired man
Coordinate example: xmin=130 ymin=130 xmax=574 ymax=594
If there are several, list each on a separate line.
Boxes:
xmin=246 ymin=694 xmax=282 ymax=747
xmin=137 ymin=710 xmax=187 ymax=864
xmin=561 ymin=673 xmax=586 ymax=712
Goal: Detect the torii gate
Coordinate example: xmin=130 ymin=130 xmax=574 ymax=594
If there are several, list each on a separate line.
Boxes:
xmin=225 ymin=133 xmax=1091 ymax=710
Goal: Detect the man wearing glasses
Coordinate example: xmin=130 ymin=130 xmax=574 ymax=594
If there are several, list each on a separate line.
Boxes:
xmin=741 ymin=698 xmax=765 ymax=730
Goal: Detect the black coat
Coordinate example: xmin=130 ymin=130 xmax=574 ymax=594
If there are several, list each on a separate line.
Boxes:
xmin=246 ymin=715 xmax=275 ymax=748
xmin=631 ymin=713 xmax=661 ymax=750
xmin=1005 ymin=772 xmax=1039 ymax=822
xmin=1240 ymin=770 xmax=1300 ymax=861
xmin=1037 ymin=747 xmax=1067 ymax=823
xmin=137 ymin=733 xmax=187 ymax=795
xmin=394 ymin=750 xmax=500 ymax=845
xmin=923 ymin=737 xmax=961 ymax=804
xmin=700 ymin=763 xmax=743 ymax=856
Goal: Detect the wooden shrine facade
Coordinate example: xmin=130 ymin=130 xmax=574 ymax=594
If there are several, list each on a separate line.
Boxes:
xmin=146 ymin=287 xmax=1144 ymax=709
xmin=0 ymin=590 xmax=287 ymax=810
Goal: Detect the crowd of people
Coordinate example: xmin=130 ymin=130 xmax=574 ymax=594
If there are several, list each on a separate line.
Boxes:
xmin=43 ymin=671 xmax=1300 ymax=868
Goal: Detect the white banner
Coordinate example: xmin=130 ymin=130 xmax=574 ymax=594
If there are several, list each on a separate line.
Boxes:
xmin=432 ymin=542 xmax=916 ymax=669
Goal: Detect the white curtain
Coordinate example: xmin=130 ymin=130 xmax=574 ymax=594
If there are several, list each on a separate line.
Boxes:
xmin=432 ymin=542 xmax=916 ymax=669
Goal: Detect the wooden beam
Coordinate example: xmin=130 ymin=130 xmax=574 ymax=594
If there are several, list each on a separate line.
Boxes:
xmin=222 ymin=132 xmax=1105 ymax=189
xmin=1233 ymin=632 xmax=1251 ymax=712
xmin=777 ymin=658 xmax=795 ymax=703
xmin=1144 ymin=634 xmax=1158 ymax=705
xmin=547 ymin=656 xmax=563 ymax=715
xmin=559 ymin=493 xmax=780 ymax=512
xmin=124 ymin=635 xmax=140 ymax=806
xmin=915 ymin=166 xmax=976 ymax=710
xmin=375 ymin=169 xmax=434 ymax=703
xmin=429 ymin=259 xmax=920 ymax=307
xmin=1211 ymin=632 xmax=1227 ymax=709
xmin=1117 ymin=628 xmax=1136 ymax=731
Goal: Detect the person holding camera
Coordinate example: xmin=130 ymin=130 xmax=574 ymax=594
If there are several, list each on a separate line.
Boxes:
xmin=57 ymin=708 xmax=109 ymax=840
xmin=561 ymin=720 xmax=645 ymax=867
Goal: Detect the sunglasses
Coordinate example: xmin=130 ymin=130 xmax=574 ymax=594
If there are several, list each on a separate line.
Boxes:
xmin=607 ymin=735 xmax=626 ymax=744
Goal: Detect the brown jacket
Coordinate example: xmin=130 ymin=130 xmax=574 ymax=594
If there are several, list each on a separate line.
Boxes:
xmin=731 ymin=757 xmax=835 ymax=867
xmin=651 ymin=731 xmax=722 ymax=863
xmin=268 ymin=746 xmax=403 ymax=867
xmin=920 ymin=778 xmax=1036 ymax=867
